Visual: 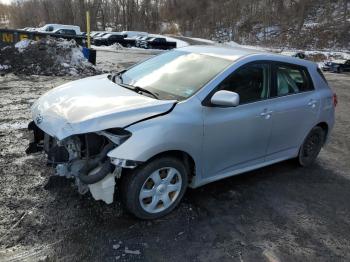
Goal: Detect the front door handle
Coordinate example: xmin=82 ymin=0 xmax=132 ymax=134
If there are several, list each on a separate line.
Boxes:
xmin=259 ymin=110 xmax=273 ymax=119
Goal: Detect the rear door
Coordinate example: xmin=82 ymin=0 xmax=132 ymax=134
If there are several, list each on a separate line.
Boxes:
xmin=265 ymin=62 xmax=320 ymax=160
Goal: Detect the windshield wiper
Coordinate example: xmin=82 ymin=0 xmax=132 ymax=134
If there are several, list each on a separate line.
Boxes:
xmin=109 ymin=70 xmax=159 ymax=99
xmin=133 ymin=86 xmax=159 ymax=99
xmin=119 ymin=83 xmax=159 ymax=99
xmin=109 ymin=69 xmax=126 ymax=83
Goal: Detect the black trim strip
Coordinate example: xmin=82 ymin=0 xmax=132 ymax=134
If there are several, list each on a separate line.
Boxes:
xmin=123 ymin=102 xmax=178 ymax=129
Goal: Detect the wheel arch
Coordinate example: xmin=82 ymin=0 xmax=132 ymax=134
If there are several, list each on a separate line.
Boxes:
xmin=145 ymin=150 xmax=196 ymax=185
xmin=315 ymin=122 xmax=329 ymax=143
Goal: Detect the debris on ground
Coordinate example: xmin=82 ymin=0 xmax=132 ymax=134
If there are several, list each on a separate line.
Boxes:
xmin=0 ymin=38 xmax=101 ymax=76
xmin=263 ymin=249 xmax=281 ymax=262
xmin=112 ymin=244 xmax=120 ymax=250
xmin=124 ymin=247 xmax=141 ymax=255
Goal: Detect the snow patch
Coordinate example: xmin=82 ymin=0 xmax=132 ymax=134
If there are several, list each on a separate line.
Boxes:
xmin=15 ymin=39 xmax=33 ymax=52
xmin=188 ymin=37 xmax=216 ymax=44
xmin=0 ymin=37 xmax=100 ymax=76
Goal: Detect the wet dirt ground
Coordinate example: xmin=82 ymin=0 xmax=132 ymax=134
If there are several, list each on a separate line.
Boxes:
xmin=0 ymin=49 xmax=350 ymax=262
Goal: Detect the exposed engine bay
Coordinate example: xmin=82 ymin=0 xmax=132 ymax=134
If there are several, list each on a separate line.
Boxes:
xmin=26 ymin=121 xmax=136 ymax=204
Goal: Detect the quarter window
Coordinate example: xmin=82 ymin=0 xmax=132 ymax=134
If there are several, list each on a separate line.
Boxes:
xmin=217 ymin=63 xmax=270 ymax=104
xmin=317 ymin=68 xmax=328 ymax=84
xmin=276 ymin=65 xmax=313 ymax=96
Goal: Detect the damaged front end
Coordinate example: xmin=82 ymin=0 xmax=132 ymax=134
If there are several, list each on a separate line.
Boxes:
xmin=26 ymin=121 xmax=135 ymax=204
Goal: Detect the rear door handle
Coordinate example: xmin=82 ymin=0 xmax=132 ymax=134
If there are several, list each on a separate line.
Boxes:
xmin=308 ymin=99 xmax=318 ymax=108
xmin=260 ymin=111 xmax=273 ymax=116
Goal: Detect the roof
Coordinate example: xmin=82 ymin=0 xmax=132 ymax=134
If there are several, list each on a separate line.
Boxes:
xmin=179 ymin=45 xmax=263 ymax=61
xmin=178 ymin=45 xmax=317 ymax=68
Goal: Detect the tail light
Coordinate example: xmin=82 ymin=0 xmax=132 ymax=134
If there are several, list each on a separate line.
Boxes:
xmin=333 ymin=93 xmax=338 ymax=108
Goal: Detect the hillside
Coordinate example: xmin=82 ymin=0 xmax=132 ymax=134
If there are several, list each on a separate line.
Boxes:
xmin=3 ymin=0 xmax=350 ymax=49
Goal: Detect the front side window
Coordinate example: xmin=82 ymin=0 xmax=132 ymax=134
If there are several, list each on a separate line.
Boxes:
xmin=276 ymin=65 xmax=313 ymax=96
xmin=120 ymin=51 xmax=232 ymax=100
xmin=216 ymin=63 xmax=270 ymax=104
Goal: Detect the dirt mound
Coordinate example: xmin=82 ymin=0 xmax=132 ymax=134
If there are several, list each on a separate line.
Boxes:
xmin=0 ymin=38 xmax=100 ymax=76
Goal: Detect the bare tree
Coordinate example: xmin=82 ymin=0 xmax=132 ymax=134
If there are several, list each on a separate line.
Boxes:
xmin=3 ymin=0 xmax=348 ymax=49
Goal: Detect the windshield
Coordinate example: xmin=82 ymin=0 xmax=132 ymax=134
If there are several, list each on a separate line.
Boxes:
xmin=120 ymin=50 xmax=232 ymax=100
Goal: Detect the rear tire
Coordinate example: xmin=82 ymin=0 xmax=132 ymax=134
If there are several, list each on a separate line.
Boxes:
xmin=298 ymin=126 xmax=325 ymax=167
xmin=120 ymin=157 xmax=188 ymax=219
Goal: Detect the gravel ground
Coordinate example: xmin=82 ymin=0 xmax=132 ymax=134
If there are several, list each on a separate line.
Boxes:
xmin=0 ymin=49 xmax=349 ymax=262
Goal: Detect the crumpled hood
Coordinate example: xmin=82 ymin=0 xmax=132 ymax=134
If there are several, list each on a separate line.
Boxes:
xmin=32 ymin=74 xmax=176 ymax=140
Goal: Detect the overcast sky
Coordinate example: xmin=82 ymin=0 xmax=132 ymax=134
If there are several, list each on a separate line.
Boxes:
xmin=1 ymin=0 xmax=13 ymax=4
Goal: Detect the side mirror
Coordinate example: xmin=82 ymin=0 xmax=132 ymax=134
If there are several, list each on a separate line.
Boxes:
xmin=211 ymin=90 xmax=240 ymax=107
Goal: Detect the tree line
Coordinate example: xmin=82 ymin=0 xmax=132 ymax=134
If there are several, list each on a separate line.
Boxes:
xmin=2 ymin=0 xmax=349 ymax=48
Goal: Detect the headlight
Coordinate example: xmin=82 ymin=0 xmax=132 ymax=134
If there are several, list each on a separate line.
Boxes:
xmin=110 ymin=158 xmax=140 ymax=168
xmin=98 ymin=128 xmax=132 ymax=145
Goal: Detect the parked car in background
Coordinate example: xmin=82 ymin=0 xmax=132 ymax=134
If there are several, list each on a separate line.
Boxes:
xmin=38 ymin=24 xmax=82 ymax=35
xmin=117 ymin=32 xmax=150 ymax=47
xmin=136 ymin=36 xmax=152 ymax=48
xmin=120 ymin=36 xmax=139 ymax=48
xmin=292 ymin=52 xmax=306 ymax=59
xmin=52 ymin=28 xmax=77 ymax=36
xmin=121 ymin=31 xmax=148 ymax=38
xmin=92 ymin=32 xmax=109 ymax=39
xmin=90 ymin=31 xmax=105 ymax=38
xmin=140 ymin=37 xmax=176 ymax=50
xmin=26 ymin=46 xmax=335 ymax=219
xmin=21 ymin=27 xmax=37 ymax=32
xmin=322 ymin=60 xmax=350 ymax=73
xmin=92 ymin=33 xmax=125 ymax=46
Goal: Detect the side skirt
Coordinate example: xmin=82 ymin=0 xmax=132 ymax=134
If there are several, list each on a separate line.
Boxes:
xmin=191 ymin=155 xmax=296 ymax=189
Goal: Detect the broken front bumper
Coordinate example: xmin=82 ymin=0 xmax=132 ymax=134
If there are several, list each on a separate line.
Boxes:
xmin=25 ymin=121 xmax=125 ymax=204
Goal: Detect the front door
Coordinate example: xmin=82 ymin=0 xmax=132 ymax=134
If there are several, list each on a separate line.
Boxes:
xmin=202 ymin=62 xmax=273 ymax=179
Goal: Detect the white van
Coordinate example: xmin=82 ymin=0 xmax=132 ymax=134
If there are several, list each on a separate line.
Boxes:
xmin=38 ymin=24 xmax=82 ymax=35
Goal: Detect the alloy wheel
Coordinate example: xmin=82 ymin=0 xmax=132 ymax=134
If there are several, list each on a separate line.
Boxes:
xmin=139 ymin=167 xmax=182 ymax=214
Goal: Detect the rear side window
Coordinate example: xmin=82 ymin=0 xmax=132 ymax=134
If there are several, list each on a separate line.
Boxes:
xmin=275 ymin=64 xmax=314 ymax=96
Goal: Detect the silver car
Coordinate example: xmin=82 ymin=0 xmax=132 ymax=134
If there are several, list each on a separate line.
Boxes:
xmin=27 ymin=46 xmax=336 ymax=219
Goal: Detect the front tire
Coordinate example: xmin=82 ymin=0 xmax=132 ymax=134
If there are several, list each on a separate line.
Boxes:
xmin=298 ymin=126 xmax=325 ymax=167
xmin=120 ymin=157 xmax=188 ymax=219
